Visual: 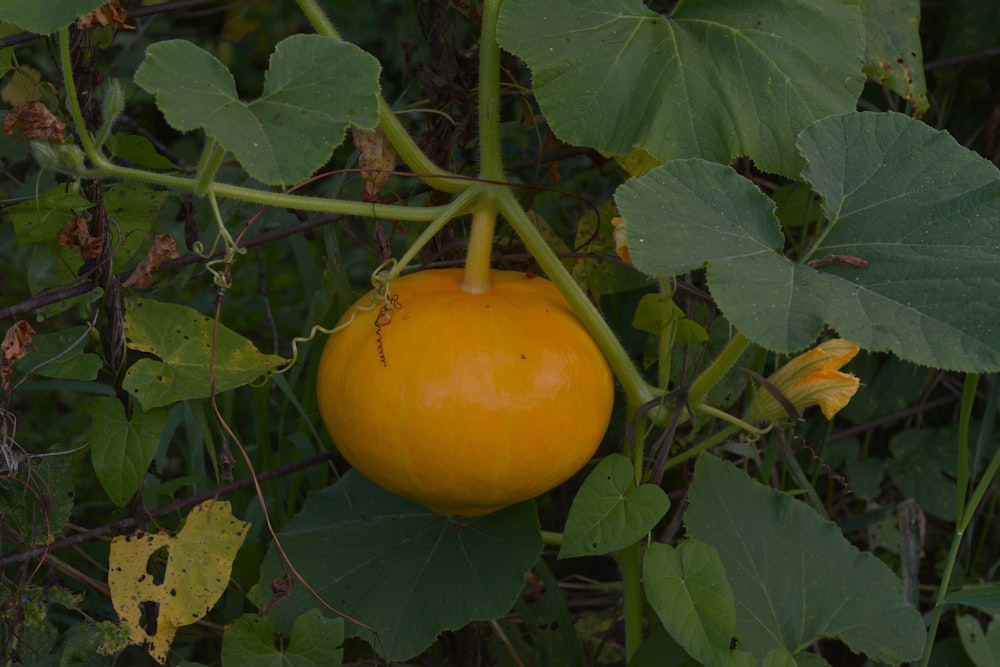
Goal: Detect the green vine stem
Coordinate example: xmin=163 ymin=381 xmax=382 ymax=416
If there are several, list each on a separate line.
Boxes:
xmin=194 ymin=140 xmax=226 ymax=197
xmin=687 ymin=332 xmax=751 ymax=407
xmin=920 ymin=373 xmax=991 ymax=667
xmin=295 ymin=0 xmax=465 ymax=194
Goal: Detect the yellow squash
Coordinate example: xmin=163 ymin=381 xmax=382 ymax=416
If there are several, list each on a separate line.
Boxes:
xmin=316 ymin=268 xmax=614 ymax=516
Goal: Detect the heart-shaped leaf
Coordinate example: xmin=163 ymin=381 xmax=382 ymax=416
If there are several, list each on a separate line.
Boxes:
xmin=134 ymin=35 xmax=380 ymax=185
xmin=559 ymin=454 xmax=669 ymax=558
xmin=257 ymin=470 xmax=541 ymax=662
xmin=684 ymin=455 xmax=925 ymax=664
xmin=222 ymin=611 xmax=343 ymax=667
xmin=617 ymin=112 xmax=1000 ymax=371
xmin=90 ymin=398 xmax=166 ymax=506
xmin=497 ymin=0 xmax=865 ymax=176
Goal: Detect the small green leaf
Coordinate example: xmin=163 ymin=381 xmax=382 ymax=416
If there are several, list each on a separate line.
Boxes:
xmin=885 ymin=428 xmax=958 ymax=520
xmin=106 ymin=133 xmax=175 ymax=170
xmin=643 ymin=540 xmax=736 ymax=667
xmin=572 ymin=202 xmax=651 ymax=296
xmin=258 ymin=470 xmax=542 ymax=661
xmin=222 ymin=610 xmax=343 ymax=667
xmin=559 ymin=454 xmax=669 ymax=559
xmin=14 ymin=325 xmax=102 ymax=382
xmin=498 ymin=0 xmax=865 ymax=176
xmin=8 ymin=186 xmax=93 ymax=245
xmin=103 ymin=182 xmax=170 ymax=264
xmin=0 ymin=0 xmax=105 ymax=34
xmin=90 ymin=398 xmax=167 ymax=507
xmin=956 ymin=615 xmax=1000 ymax=667
xmin=122 ymin=298 xmax=286 ymax=410
xmin=861 ymin=0 xmax=929 ymax=115
xmin=684 ymin=455 xmax=925 ymax=664
xmin=134 ymin=35 xmax=381 ymax=186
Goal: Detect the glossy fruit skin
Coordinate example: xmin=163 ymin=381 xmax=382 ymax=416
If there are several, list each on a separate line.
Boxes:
xmin=316 ymin=268 xmax=614 ymax=516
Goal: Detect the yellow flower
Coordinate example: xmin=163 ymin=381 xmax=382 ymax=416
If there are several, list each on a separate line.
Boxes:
xmin=747 ymin=339 xmax=860 ymax=421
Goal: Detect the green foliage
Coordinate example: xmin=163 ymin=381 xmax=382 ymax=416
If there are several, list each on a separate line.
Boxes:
xmin=685 ymin=455 xmax=926 ymax=663
xmin=257 ymin=470 xmax=542 ymax=661
xmin=559 ymin=454 xmax=670 ymax=559
xmin=134 ymin=35 xmax=382 ymax=186
xmin=3 ymin=0 xmax=1000 ymax=665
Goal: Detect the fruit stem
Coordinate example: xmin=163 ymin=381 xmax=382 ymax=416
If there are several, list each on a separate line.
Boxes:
xmin=462 ymin=207 xmax=497 ymax=293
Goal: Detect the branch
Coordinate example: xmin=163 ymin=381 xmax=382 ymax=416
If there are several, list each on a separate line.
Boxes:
xmin=0 ymin=449 xmax=342 ymax=571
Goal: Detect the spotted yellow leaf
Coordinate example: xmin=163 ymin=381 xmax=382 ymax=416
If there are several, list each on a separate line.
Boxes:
xmin=108 ymin=500 xmax=249 ymax=663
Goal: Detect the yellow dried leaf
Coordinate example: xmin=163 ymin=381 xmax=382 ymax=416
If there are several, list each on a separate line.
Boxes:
xmin=1 ymin=320 xmax=35 ymax=390
xmin=108 ymin=500 xmax=249 ymax=664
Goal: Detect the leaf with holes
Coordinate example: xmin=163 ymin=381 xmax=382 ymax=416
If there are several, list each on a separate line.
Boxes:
xmin=559 ymin=454 xmax=669 ymax=558
xmin=109 ymin=500 xmax=249 ymax=663
xmin=617 ymin=112 xmax=1000 ymax=371
xmin=134 ymin=35 xmax=381 ymax=186
xmin=257 ymin=470 xmax=542 ymax=661
xmin=90 ymin=398 xmax=166 ymax=507
xmin=122 ymin=298 xmax=286 ymax=411
xmin=497 ymin=0 xmax=865 ymax=176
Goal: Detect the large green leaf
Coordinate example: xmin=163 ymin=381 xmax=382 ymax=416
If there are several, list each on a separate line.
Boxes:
xmin=14 ymin=325 xmax=102 ymax=382
xmin=643 ymin=540 xmax=736 ymax=667
xmin=684 ymin=455 xmax=925 ymax=664
xmin=617 ymin=112 xmax=1000 ymax=371
xmin=90 ymin=398 xmax=167 ymax=507
xmin=0 ymin=0 xmax=104 ymax=34
xmin=257 ymin=470 xmax=542 ymax=661
xmin=559 ymin=454 xmax=669 ymax=559
xmin=134 ymin=35 xmax=381 ymax=186
xmin=497 ymin=0 xmax=865 ymax=176
xmin=122 ymin=298 xmax=286 ymax=410
xmin=221 ymin=611 xmax=343 ymax=667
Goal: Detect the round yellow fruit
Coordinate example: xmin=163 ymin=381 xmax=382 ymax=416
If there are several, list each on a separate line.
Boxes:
xmin=316 ymin=268 xmax=614 ymax=516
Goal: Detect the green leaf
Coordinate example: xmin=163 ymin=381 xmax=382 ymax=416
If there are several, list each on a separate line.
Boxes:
xmin=860 ymin=0 xmax=929 ymax=115
xmin=106 ymin=133 xmax=174 ymax=170
xmin=90 ymin=398 xmax=167 ymax=507
xmin=945 ymin=585 xmax=1000 ymax=612
xmin=617 ymin=112 xmax=1000 ymax=370
xmin=133 ymin=35 xmax=381 ymax=186
xmin=684 ymin=455 xmax=925 ymax=664
xmin=258 ymin=470 xmax=542 ymax=661
xmin=559 ymin=454 xmax=669 ymax=558
xmin=956 ymin=615 xmax=1000 ymax=667
xmin=122 ymin=298 xmax=286 ymax=410
xmin=8 ymin=186 xmax=93 ymax=245
xmin=103 ymin=182 xmax=170 ymax=265
xmin=221 ymin=610 xmax=343 ymax=667
xmin=497 ymin=0 xmax=865 ymax=176
xmin=14 ymin=325 xmax=102 ymax=382
xmin=643 ymin=540 xmax=736 ymax=667
xmin=572 ymin=202 xmax=651 ymax=296
xmin=0 ymin=0 xmax=105 ymax=34
xmin=885 ymin=428 xmax=958 ymax=520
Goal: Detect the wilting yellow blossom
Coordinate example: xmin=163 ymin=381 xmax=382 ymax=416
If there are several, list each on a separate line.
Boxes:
xmin=747 ymin=339 xmax=861 ymax=421
xmin=610 ymin=217 xmax=631 ymax=264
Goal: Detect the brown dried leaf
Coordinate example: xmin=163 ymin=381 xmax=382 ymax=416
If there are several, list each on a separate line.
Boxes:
xmin=1 ymin=321 xmax=36 ymax=390
xmin=352 ymin=126 xmax=396 ymax=202
xmin=77 ymin=1 xmax=134 ymax=30
xmin=3 ymin=101 xmax=66 ymax=143
xmin=58 ymin=218 xmax=102 ymax=261
xmin=121 ymin=234 xmax=180 ymax=290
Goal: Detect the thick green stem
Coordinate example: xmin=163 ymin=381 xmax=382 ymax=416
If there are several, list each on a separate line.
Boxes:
xmin=478 ymin=0 xmax=505 ymax=183
xmin=462 ymin=207 xmax=497 ymax=293
xmin=498 ymin=190 xmax=658 ymax=408
xmin=388 ymin=188 xmax=482 ymax=280
xmin=195 ymin=140 xmax=226 ymax=197
xmin=687 ymin=332 xmax=750 ymax=406
xmin=955 ymin=374 xmax=979 ymax=520
xmin=618 ymin=540 xmax=645 ymax=661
